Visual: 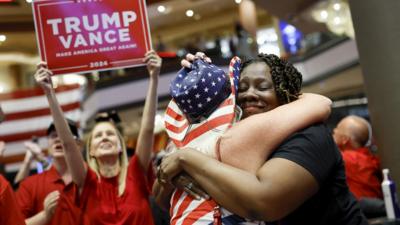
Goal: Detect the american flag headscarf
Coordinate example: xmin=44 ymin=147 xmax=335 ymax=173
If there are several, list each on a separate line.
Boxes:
xmin=165 ymin=57 xmax=240 ymax=151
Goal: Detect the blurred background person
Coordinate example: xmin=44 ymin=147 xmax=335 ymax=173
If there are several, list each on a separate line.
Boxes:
xmin=15 ymin=119 xmax=84 ymax=225
xmin=333 ymin=115 xmax=385 ymax=218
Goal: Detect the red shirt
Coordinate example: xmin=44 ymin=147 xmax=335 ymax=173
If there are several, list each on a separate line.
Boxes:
xmin=0 ymin=175 xmax=26 ymax=225
xmin=341 ymin=147 xmax=383 ymax=199
xmin=80 ymin=155 xmax=155 ymax=225
xmin=16 ymin=167 xmax=86 ymax=225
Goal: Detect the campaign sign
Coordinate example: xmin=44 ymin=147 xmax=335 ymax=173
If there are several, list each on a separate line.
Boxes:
xmin=32 ymin=0 xmax=152 ymax=75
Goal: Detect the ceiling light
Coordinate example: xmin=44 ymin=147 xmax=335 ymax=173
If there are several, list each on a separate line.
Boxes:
xmin=333 ymin=3 xmax=341 ymax=11
xmin=0 ymin=35 xmax=6 ymax=42
xmin=26 ymin=0 xmax=32 ymax=3
xmin=320 ymin=10 xmax=328 ymax=20
xmin=235 ymin=0 xmax=242 ymax=4
xmin=186 ymin=9 xmax=194 ymax=17
xmin=157 ymin=5 xmax=166 ymax=13
xmin=326 ymin=1 xmax=352 ymax=36
xmin=311 ymin=0 xmax=355 ymax=39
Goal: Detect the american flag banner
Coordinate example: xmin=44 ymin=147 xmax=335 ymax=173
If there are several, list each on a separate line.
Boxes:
xmin=164 ymin=57 xmax=265 ymax=225
xmin=0 ymin=84 xmax=83 ymax=172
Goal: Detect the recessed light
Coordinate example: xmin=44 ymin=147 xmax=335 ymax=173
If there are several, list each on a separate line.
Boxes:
xmin=157 ymin=5 xmax=166 ymax=13
xmin=186 ymin=9 xmax=194 ymax=17
xmin=0 ymin=35 xmax=6 ymax=42
xmin=333 ymin=3 xmax=341 ymax=11
xmin=235 ymin=0 xmax=242 ymax=4
xmin=26 ymin=0 xmax=32 ymax=3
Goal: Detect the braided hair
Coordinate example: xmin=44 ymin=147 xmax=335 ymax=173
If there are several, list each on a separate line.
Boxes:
xmin=240 ymin=53 xmax=302 ymax=104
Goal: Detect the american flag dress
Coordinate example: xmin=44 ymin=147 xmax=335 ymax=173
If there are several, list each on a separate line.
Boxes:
xmin=165 ymin=57 xmax=265 ymax=225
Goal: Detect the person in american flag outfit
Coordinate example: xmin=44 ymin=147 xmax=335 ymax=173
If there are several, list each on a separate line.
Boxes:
xmin=154 ymin=53 xmax=366 ymax=225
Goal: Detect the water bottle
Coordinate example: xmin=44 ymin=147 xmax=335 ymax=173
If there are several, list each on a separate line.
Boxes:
xmin=382 ymin=168 xmax=400 ymax=219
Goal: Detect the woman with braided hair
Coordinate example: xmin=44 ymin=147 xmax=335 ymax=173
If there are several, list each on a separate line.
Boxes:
xmin=158 ymin=53 xmax=368 ymax=225
xmin=240 ymin=54 xmax=302 ymax=105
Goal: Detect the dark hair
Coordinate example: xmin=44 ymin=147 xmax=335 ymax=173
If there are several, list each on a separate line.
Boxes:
xmin=47 ymin=118 xmax=80 ymax=138
xmin=240 ymin=53 xmax=302 ymax=104
xmin=95 ymin=110 xmax=121 ymax=124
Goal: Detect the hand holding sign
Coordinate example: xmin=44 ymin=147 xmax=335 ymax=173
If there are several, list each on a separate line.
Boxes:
xmin=34 ymin=62 xmax=53 ymax=92
xmin=144 ymin=50 xmax=162 ymax=78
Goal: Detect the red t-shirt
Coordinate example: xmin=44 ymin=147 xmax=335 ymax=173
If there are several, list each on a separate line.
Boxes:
xmin=0 ymin=175 xmax=26 ymax=225
xmin=16 ymin=167 xmax=87 ymax=225
xmin=80 ymin=155 xmax=155 ymax=225
xmin=341 ymin=147 xmax=383 ymax=199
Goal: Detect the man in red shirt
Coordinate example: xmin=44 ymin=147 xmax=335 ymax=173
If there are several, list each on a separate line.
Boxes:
xmin=16 ymin=120 xmax=87 ymax=225
xmin=0 ymin=104 xmax=26 ymax=225
xmin=333 ymin=115 xmax=384 ymax=217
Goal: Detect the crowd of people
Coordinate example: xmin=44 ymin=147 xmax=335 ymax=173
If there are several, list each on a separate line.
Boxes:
xmin=0 ymin=49 xmax=384 ymax=225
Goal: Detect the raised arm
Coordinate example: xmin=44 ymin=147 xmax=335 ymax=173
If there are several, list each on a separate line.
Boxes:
xmin=218 ymin=93 xmax=331 ymax=173
xmin=34 ymin=63 xmax=87 ymax=188
xmin=14 ymin=142 xmax=49 ymax=184
xmin=14 ymin=150 xmax=33 ymax=184
xmin=135 ymin=51 xmax=162 ymax=171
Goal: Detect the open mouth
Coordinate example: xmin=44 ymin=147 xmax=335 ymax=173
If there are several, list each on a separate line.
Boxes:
xmin=53 ymin=144 xmax=63 ymax=151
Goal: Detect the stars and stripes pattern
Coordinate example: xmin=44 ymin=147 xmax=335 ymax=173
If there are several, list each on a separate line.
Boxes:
xmin=165 ymin=57 xmax=241 ymax=149
xmin=170 ymin=59 xmax=231 ymax=124
xmin=165 ymin=57 xmax=265 ymax=225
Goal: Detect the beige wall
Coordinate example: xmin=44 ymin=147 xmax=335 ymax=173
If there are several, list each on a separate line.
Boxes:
xmin=0 ymin=65 xmax=17 ymax=93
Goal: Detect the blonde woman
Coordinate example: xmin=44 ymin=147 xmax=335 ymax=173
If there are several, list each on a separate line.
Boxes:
xmin=35 ymin=50 xmax=161 ymax=225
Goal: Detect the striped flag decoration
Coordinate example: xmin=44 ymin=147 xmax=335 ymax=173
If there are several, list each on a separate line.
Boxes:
xmin=0 ymin=84 xmax=83 ymax=172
